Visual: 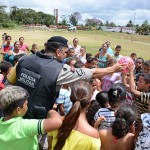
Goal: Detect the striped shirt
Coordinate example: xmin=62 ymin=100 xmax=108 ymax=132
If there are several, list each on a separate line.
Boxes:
xmin=133 ymin=92 xmax=150 ymax=128
xmin=94 ymin=108 xmax=115 ymax=130
xmin=55 ymin=88 xmax=72 ymax=115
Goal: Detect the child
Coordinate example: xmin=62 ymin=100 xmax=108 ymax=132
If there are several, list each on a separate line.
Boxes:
xmin=94 ymin=83 xmax=126 ymax=130
xmin=30 ymin=43 xmax=38 ymax=54
xmin=96 ymin=91 xmax=110 ymax=108
xmin=101 ymin=58 xmax=121 ymax=92
xmin=122 ymin=72 xmax=135 ymax=105
xmin=79 ymin=46 xmax=87 ymax=64
xmin=55 ymin=85 xmax=72 ymax=116
xmin=143 ymin=60 xmax=150 ymax=74
xmin=85 ymin=57 xmax=98 ymax=68
xmin=90 ymin=79 xmax=101 ymax=100
xmin=135 ymin=100 xmax=150 ymax=149
xmin=0 ymin=60 xmax=12 ymax=83
xmin=99 ymin=106 xmax=135 ymax=150
xmin=0 ymin=86 xmax=62 ymax=150
xmin=129 ymin=64 xmax=150 ymax=128
xmin=130 ymin=52 xmax=137 ymax=63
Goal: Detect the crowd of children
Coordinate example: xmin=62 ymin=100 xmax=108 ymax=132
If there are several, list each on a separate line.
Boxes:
xmin=0 ymin=33 xmax=150 ymax=150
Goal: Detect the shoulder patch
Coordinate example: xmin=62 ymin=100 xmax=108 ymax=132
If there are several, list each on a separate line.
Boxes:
xmin=76 ymin=68 xmax=84 ymax=76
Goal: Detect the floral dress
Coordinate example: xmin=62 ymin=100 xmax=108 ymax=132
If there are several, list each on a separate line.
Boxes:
xmin=135 ymin=113 xmax=150 ymax=150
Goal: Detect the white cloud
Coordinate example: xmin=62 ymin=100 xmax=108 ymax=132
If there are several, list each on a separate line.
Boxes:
xmin=0 ymin=0 xmax=150 ymax=25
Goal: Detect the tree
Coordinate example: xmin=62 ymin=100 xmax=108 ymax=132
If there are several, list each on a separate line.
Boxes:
xmin=85 ymin=18 xmax=102 ymax=26
xmin=105 ymin=20 xmax=109 ymax=26
xmin=0 ymin=5 xmax=9 ymax=23
xmin=126 ymin=20 xmax=134 ymax=27
xmin=9 ymin=7 xmax=55 ymax=25
xmin=109 ymin=22 xmax=116 ymax=27
xmin=69 ymin=12 xmax=82 ymax=26
xmin=59 ymin=15 xmax=68 ymax=25
xmin=136 ymin=20 xmax=150 ymax=35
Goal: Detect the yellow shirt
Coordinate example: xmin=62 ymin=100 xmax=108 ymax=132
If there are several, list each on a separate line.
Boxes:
xmin=48 ymin=130 xmax=101 ymax=150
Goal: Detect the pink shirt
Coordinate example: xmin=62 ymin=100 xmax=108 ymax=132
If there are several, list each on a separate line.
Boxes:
xmin=102 ymin=73 xmax=120 ymax=91
xmin=20 ymin=44 xmax=28 ymax=51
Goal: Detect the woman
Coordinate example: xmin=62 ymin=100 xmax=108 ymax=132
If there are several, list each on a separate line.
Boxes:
xmin=48 ymin=81 xmax=101 ymax=150
xmin=95 ymin=43 xmax=111 ymax=68
xmin=1 ymin=36 xmax=13 ymax=55
xmin=99 ymin=106 xmax=135 ymax=150
xmin=19 ymin=37 xmax=29 ymax=53
xmin=1 ymin=33 xmax=7 ymax=47
xmin=4 ymin=41 xmax=25 ymax=66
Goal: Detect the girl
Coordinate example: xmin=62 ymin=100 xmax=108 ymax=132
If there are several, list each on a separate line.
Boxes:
xmin=101 ymin=58 xmax=121 ymax=92
xmin=48 ymin=81 xmax=100 ymax=150
xmin=99 ymin=106 xmax=135 ymax=150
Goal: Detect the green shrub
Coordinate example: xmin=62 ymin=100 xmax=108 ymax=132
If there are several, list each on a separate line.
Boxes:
xmin=2 ymin=21 xmax=17 ymax=28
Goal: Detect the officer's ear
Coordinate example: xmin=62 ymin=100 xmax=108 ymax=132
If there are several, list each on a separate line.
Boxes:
xmin=56 ymin=49 xmax=60 ymax=56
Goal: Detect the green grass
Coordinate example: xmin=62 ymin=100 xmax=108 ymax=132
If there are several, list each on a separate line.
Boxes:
xmin=0 ymin=29 xmax=150 ymax=60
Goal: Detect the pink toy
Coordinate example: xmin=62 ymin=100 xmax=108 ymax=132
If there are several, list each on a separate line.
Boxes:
xmin=118 ymin=56 xmax=134 ymax=73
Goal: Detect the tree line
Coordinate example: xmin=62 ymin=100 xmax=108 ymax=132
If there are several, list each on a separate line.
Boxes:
xmin=0 ymin=5 xmax=149 ymax=35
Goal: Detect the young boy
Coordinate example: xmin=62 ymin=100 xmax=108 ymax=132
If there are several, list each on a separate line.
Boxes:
xmin=129 ymin=64 xmax=150 ymax=128
xmin=0 ymin=86 xmax=62 ymax=150
xmin=0 ymin=60 xmax=12 ymax=83
xmin=143 ymin=60 xmax=150 ymax=74
xmin=55 ymin=84 xmax=72 ymax=116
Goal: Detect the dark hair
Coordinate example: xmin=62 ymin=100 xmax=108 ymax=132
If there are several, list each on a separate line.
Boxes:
xmin=73 ymin=38 xmax=78 ymax=42
xmin=14 ymin=41 xmax=19 ymax=46
xmin=32 ymin=43 xmax=37 ymax=48
xmin=87 ymin=57 xmax=98 ymax=63
xmin=65 ymin=57 xmax=76 ymax=66
xmin=86 ymin=100 xmax=100 ymax=126
xmin=108 ymin=83 xmax=126 ymax=107
xmin=74 ymin=60 xmax=85 ymax=68
xmin=14 ymin=54 xmax=26 ymax=63
xmin=136 ymin=57 xmax=144 ymax=64
xmin=0 ymin=61 xmax=12 ymax=74
xmin=3 ymin=99 xmax=26 ymax=115
xmin=96 ymin=91 xmax=109 ymax=108
xmin=140 ymin=73 xmax=150 ymax=84
xmin=5 ymin=36 xmax=11 ymax=40
xmin=115 ymin=45 xmax=121 ymax=49
xmin=86 ymin=53 xmax=92 ymax=60
xmin=112 ymin=106 xmax=135 ymax=139
xmin=144 ymin=60 xmax=150 ymax=67
xmin=130 ymin=53 xmax=137 ymax=56
xmin=45 ymin=43 xmax=64 ymax=53
xmin=2 ymin=33 xmax=7 ymax=36
xmin=107 ymin=58 xmax=117 ymax=66
xmin=19 ymin=37 xmax=24 ymax=41
xmin=54 ymin=81 xmax=93 ymax=150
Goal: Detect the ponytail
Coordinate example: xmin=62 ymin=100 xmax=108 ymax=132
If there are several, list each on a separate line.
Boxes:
xmin=54 ymin=101 xmax=81 ymax=150
xmin=112 ymin=118 xmax=129 ymax=139
xmin=54 ymin=81 xmax=93 ymax=150
xmin=111 ymin=106 xmax=135 ymax=139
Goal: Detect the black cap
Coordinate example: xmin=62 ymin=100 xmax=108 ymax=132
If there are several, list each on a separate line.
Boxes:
xmin=47 ymin=36 xmax=68 ymax=47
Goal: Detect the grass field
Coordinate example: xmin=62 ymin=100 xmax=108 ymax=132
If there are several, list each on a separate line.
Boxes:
xmin=0 ymin=29 xmax=150 ymax=60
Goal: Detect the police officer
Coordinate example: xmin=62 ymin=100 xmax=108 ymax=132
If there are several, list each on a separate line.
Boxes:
xmin=7 ymin=36 xmax=125 ymax=119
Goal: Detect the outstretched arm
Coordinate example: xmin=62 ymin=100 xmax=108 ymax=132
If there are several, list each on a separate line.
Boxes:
xmin=129 ymin=64 xmax=141 ymax=97
xmin=92 ymin=63 xmax=126 ymax=79
xmin=43 ymin=110 xmax=62 ymax=133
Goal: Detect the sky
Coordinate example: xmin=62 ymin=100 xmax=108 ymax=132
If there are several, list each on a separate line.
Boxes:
xmin=0 ymin=0 xmax=150 ymax=26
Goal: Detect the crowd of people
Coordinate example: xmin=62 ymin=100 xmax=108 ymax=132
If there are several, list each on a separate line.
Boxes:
xmin=0 ymin=33 xmax=149 ymax=150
